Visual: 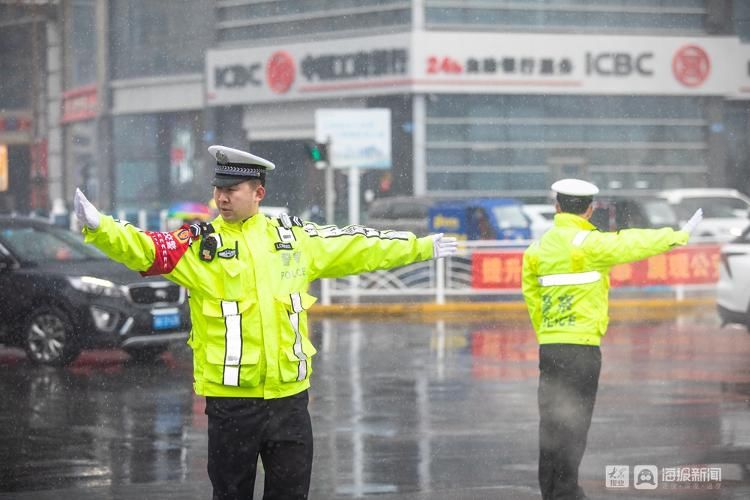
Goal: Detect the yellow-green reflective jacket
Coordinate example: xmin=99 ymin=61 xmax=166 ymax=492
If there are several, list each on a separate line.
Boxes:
xmin=84 ymin=214 xmax=433 ymax=398
xmin=521 ymin=213 xmax=689 ymax=346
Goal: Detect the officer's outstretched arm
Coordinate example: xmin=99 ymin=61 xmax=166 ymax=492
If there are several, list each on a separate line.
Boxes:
xmin=74 ymin=189 xmax=211 ymax=289
xmin=430 ymin=233 xmax=459 ymax=259
xmin=74 ymin=188 xmax=100 ymax=229
xmin=303 ymin=223 xmax=435 ymax=280
xmin=680 ymin=209 xmax=703 ymax=236
xmin=586 ymin=227 xmax=689 ymax=269
xmin=73 ymin=188 xmax=168 ymax=275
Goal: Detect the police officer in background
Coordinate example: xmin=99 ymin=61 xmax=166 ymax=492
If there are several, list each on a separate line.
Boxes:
xmin=74 ymin=145 xmax=458 ymax=500
xmin=521 ymin=179 xmax=703 ymax=500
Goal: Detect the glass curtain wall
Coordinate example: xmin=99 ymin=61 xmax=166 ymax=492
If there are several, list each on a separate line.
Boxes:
xmin=216 ymin=0 xmax=411 ymax=44
xmin=425 ymin=94 xmax=708 ymax=197
xmin=424 ymin=0 xmax=707 ymax=34
xmin=113 ymin=113 xmax=205 ymax=211
xmin=109 ymin=0 xmax=212 ymax=79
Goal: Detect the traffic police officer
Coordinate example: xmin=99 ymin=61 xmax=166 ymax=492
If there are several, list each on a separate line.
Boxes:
xmin=73 ymin=145 xmax=458 ymax=500
xmin=521 ymin=179 xmax=702 ymax=500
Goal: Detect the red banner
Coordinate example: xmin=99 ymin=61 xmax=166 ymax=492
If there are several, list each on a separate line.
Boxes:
xmin=471 ymin=244 xmax=721 ymax=289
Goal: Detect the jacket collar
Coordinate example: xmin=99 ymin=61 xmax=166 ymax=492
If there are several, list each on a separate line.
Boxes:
xmin=554 ymin=212 xmax=596 ymax=231
xmin=213 ymin=212 xmax=267 ymax=232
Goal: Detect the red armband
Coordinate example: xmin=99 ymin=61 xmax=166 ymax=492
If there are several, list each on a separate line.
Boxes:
xmin=141 ymin=225 xmax=196 ymax=276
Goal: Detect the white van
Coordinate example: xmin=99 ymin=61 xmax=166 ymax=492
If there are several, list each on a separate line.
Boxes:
xmin=657 ymin=188 xmax=750 ymax=242
xmin=522 ymin=204 xmax=556 ymax=239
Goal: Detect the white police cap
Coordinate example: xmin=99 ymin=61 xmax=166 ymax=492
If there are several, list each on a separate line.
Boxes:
xmin=208 ymin=145 xmax=275 ymax=187
xmin=551 ymin=178 xmax=599 ymax=197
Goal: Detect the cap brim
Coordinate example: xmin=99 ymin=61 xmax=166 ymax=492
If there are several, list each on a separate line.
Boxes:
xmin=211 ymin=175 xmax=256 ymax=188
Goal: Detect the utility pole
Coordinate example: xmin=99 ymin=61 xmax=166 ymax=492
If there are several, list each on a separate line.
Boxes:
xmin=94 ymin=0 xmax=112 ymax=210
xmin=323 ymin=137 xmax=334 ymax=225
xmin=304 ymin=138 xmax=334 ymax=224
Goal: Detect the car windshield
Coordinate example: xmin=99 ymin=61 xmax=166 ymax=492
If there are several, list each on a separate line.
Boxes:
xmin=492 ymin=205 xmax=529 ymax=228
xmin=642 ymin=200 xmax=678 ymax=227
xmin=673 ymin=197 xmax=750 ymax=219
xmin=0 ymin=224 xmax=106 ymax=264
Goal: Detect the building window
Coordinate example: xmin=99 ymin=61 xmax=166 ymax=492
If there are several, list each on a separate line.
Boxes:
xmin=734 ymin=0 xmax=750 ymax=41
xmin=0 ymin=24 xmax=33 ymax=108
xmin=113 ymin=115 xmax=160 ymax=207
xmin=110 ymin=0 xmax=212 ymax=79
xmin=424 ymin=0 xmax=707 ymax=35
xmin=425 ymin=94 xmax=708 ymax=196
xmin=216 ymin=0 xmax=411 ymax=44
xmin=70 ymin=0 xmax=96 ymax=87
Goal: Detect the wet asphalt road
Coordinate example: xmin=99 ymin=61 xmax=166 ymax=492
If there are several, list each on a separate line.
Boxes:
xmin=0 ymin=310 xmax=748 ymax=500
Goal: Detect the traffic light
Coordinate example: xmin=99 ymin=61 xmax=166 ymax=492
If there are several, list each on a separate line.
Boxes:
xmin=304 ymin=141 xmax=328 ymax=163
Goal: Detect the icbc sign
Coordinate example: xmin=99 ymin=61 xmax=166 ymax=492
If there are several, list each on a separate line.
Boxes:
xmin=672 ymin=45 xmax=710 ymax=87
xmin=214 ymin=63 xmax=262 ymax=89
xmin=266 ymin=51 xmax=295 ymax=94
xmin=213 ymin=53 xmax=297 ymax=94
xmin=586 ymin=52 xmax=653 ymax=76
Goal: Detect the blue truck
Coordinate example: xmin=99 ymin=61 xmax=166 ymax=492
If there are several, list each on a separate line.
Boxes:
xmin=428 ymin=198 xmax=532 ymax=241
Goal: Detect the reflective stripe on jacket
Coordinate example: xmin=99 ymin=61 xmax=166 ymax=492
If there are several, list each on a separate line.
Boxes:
xmin=84 ymin=214 xmax=433 ymax=398
xmin=521 ymin=213 xmax=689 ymax=346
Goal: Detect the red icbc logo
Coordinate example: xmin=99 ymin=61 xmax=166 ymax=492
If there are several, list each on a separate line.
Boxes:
xmin=672 ymin=45 xmax=710 ymax=88
xmin=266 ymin=51 xmax=296 ymax=94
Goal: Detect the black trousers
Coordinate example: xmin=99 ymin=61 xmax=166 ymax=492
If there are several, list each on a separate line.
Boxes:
xmin=538 ymin=344 xmax=601 ymax=500
xmin=205 ymin=391 xmax=313 ymax=500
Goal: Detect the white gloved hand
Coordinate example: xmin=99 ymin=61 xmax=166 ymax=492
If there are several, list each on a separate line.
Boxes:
xmin=430 ymin=233 xmax=458 ymax=259
xmin=74 ymin=188 xmax=101 ymax=229
xmin=680 ymin=208 xmax=703 ymax=234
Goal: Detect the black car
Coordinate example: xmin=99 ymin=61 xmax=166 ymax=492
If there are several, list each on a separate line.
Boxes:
xmin=0 ymin=216 xmax=190 ymax=365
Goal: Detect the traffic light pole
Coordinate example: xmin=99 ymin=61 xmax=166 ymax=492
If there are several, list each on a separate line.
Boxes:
xmin=347 ymin=165 xmax=360 ymax=225
xmin=324 ymin=137 xmax=334 ymax=225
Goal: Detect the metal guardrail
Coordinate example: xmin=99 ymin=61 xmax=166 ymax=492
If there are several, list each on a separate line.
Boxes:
xmin=319 ymin=239 xmax=718 ymax=305
xmin=321 ymin=240 xmax=528 ymax=305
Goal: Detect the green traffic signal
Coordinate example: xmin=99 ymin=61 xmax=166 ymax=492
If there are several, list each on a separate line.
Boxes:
xmin=304 ymin=142 xmax=328 ymax=163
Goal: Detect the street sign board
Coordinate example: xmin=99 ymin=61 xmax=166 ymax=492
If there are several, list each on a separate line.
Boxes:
xmin=315 ymin=108 xmax=391 ymax=169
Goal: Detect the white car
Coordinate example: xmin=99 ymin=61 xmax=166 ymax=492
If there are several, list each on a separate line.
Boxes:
xmin=657 ymin=188 xmax=750 ymax=242
xmin=717 ymin=226 xmax=750 ymax=329
xmin=522 ymin=204 xmax=556 ymax=239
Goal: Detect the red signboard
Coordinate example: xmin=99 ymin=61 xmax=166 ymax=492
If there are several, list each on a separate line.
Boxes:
xmin=472 ymin=245 xmax=721 ymax=289
xmin=61 ymin=85 xmax=98 ymax=123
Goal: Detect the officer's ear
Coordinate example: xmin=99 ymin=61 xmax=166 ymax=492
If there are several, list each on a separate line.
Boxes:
xmin=254 ymin=183 xmax=266 ymax=202
xmin=554 ymin=202 xmax=562 ymax=214
xmin=583 ymin=202 xmax=594 ymax=219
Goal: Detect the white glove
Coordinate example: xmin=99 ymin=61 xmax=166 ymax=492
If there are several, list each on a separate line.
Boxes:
xmin=430 ymin=233 xmax=458 ymax=259
xmin=680 ymin=208 xmax=703 ymax=235
xmin=74 ymin=188 xmax=101 ymax=229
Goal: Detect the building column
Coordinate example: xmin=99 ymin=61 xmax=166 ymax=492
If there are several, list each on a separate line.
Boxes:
xmin=412 ymin=94 xmax=426 ymax=196
xmin=94 ymin=0 xmax=113 ymax=210
xmin=46 ymin=13 xmax=64 ymax=211
xmin=706 ymin=96 xmax=728 ymax=187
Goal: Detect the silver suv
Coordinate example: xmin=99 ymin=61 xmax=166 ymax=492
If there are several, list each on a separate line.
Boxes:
xmin=657 ymin=188 xmax=750 ymax=242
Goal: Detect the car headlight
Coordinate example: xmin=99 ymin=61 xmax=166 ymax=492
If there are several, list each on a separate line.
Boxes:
xmin=68 ymin=276 xmax=125 ymax=298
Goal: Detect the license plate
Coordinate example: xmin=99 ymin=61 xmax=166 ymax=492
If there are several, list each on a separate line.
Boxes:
xmin=152 ymin=308 xmax=181 ymax=330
